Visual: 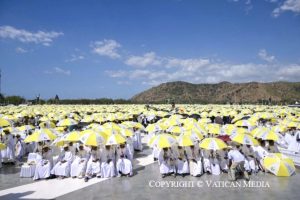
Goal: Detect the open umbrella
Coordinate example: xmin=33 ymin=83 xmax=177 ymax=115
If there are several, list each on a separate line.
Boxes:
xmin=230 ymin=133 xmax=259 ymax=146
xmin=148 ymin=134 xmax=177 ymax=148
xmin=106 ymin=133 xmax=126 ymax=145
xmin=24 ymin=129 xmax=57 ymax=143
xmin=263 ymin=153 xmax=296 ymax=176
xmin=80 ymin=131 xmax=106 ymax=146
xmin=177 ymin=134 xmax=194 ymax=147
xmin=199 ymin=137 xmax=228 ymax=150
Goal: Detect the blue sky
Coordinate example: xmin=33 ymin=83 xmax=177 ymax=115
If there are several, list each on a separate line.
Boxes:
xmin=0 ymin=0 xmax=300 ymax=99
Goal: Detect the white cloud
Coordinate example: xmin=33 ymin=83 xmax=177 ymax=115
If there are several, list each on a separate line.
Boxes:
xmin=65 ymin=54 xmax=85 ymax=62
xmin=167 ymin=58 xmax=210 ymax=71
xmin=91 ymin=39 xmax=121 ymax=59
xmin=277 ymin=64 xmax=300 ymax=80
xmin=125 ymin=52 xmax=161 ymax=67
xmin=0 ymin=25 xmax=63 ymax=46
xmin=117 ymin=81 xmax=131 ymax=85
xmin=44 ymin=67 xmax=71 ymax=76
xmin=105 ymin=70 xmax=127 ymax=78
xmin=15 ymin=47 xmax=27 ymax=53
xmin=258 ymin=49 xmax=275 ymax=62
xmin=272 ymin=0 xmax=300 ymax=17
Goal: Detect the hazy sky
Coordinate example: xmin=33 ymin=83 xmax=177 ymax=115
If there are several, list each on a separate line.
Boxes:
xmin=0 ymin=0 xmax=300 ymax=99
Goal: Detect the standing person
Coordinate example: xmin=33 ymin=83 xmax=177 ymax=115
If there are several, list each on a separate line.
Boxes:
xmin=228 ymin=146 xmax=250 ymax=181
xmin=186 ymin=145 xmax=203 ymax=177
xmin=158 ymin=147 xmax=175 ymax=178
xmin=116 ymin=143 xmax=133 ymax=177
xmin=133 ymin=128 xmax=143 ymax=151
xmin=100 ymin=145 xmax=116 ymax=178
xmin=210 ymin=151 xmax=221 ymax=176
xmin=175 ymin=146 xmax=189 ymax=176
xmin=84 ymin=146 xmax=101 ymax=182
xmin=202 ymin=149 xmax=212 ymax=174
xmin=15 ymin=134 xmax=25 ymax=165
xmin=71 ymin=144 xmax=90 ymax=179
xmin=33 ymin=146 xmax=53 ymax=180
xmin=51 ymin=144 xmax=74 ymax=179
xmin=2 ymin=130 xmax=15 ymax=164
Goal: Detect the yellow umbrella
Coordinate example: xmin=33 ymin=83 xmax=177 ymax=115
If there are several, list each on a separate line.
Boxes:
xmin=235 ymin=120 xmax=256 ymax=127
xmin=254 ymin=130 xmax=279 ymax=141
xmin=120 ymin=129 xmax=134 ymax=137
xmin=263 ymin=153 xmax=296 ymax=177
xmin=57 ymin=118 xmax=78 ymax=127
xmin=167 ymin=126 xmax=185 ymax=135
xmin=0 ymin=143 xmax=6 ymax=150
xmin=149 ymin=134 xmax=177 ymax=148
xmin=106 ymin=133 xmax=126 ymax=145
xmin=0 ymin=118 xmax=11 ymax=127
xmin=199 ymin=137 xmax=228 ymax=150
xmin=206 ymin=124 xmax=221 ymax=135
xmin=17 ymin=125 xmax=35 ymax=132
xmin=185 ymin=129 xmax=204 ymax=141
xmin=39 ymin=121 xmax=56 ymax=128
xmin=80 ymin=131 xmax=106 ymax=146
xmin=177 ymin=134 xmax=194 ymax=147
xmin=145 ymin=124 xmax=164 ymax=133
xmin=61 ymin=131 xmax=81 ymax=142
xmin=230 ymin=133 xmax=259 ymax=146
xmin=121 ymin=121 xmax=144 ymax=129
xmin=24 ymin=129 xmax=57 ymax=143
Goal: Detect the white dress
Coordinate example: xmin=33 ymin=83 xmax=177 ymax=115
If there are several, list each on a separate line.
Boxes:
xmin=71 ymin=150 xmax=90 ymax=178
xmin=202 ymin=150 xmax=212 ymax=173
xmin=33 ymin=151 xmax=53 ymax=180
xmin=133 ymin=131 xmax=143 ymax=151
xmin=211 ymin=158 xmax=221 ymax=175
xmin=100 ymin=148 xmax=115 ymax=178
xmin=1 ymin=134 xmax=15 ymax=162
xmin=116 ymin=147 xmax=133 ymax=176
xmin=158 ymin=149 xmax=175 ymax=174
xmin=85 ymin=149 xmax=101 ymax=178
xmin=15 ymin=140 xmax=25 ymax=161
xmin=186 ymin=147 xmax=203 ymax=176
xmin=288 ymin=132 xmax=300 ymax=153
xmin=174 ymin=148 xmax=189 ymax=174
xmin=51 ymin=151 xmax=73 ymax=177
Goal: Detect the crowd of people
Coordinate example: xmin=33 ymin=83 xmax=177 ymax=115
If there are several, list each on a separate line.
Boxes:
xmin=0 ymin=104 xmax=299 ymax=182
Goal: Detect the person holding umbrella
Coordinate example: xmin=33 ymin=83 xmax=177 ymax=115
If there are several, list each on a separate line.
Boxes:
xmin=228 ymin=145 xmax=250 ymax=181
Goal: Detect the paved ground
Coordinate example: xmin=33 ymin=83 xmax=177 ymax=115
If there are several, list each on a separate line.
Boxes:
xmin=1 ymin=139 xmax=300 ymax=200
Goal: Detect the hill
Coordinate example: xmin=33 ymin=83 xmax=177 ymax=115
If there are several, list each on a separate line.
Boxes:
xmin=131 ymin=81 xmax=300 ymax=104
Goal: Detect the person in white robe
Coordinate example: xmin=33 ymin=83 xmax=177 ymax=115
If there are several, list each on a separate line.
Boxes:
xmin=174 ymin=146 xmax=189 ymax=176
xmin=126 ymin=136 xmax=134 ymax=158
xmin=100 ymin=145 xmax=116 ymax=178
xmin=186 ymin=145 xmax=203 ymax=176
xmin=158 ymin=147 xmax=176 ymax=178
xmin=241 ymin=145 xmax=258 ymax=173
xmin=1 ymin=130 xmax=15 ymax=163
xmin=152 ymin=144 xmax=160 ymax=161
xmin=210 ymin=151 xmax=221 ymax=176
xmin=15 ymin=134 xmax=25 ymax=164
xmin=133 ymin=128 xmax=143 ymax=151
xmin=34 ymin=142 xmax=44 ymax=153
xmin=288 ymin=129 xmax=300 ymax=153
xmin=51 ymin=144 xmax=74 ymax=178
xmin=202 ymin=149 xmax=212 ymax=174
xmin=33 ymin=146 xmax=53 ymax=180
xmin=71 ymin=144 xmax=90 ymax=178
xmin=84 ymin=146 xmax=101 ymax=182
xmin=116 ymin=143 xmax=133 ymax=177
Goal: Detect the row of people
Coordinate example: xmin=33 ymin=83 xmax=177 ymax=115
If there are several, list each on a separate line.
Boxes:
xmin=154 ymin=142 xmax=275 ymax=180
xmin=24 ymin=143 xmax=134 ymax=182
